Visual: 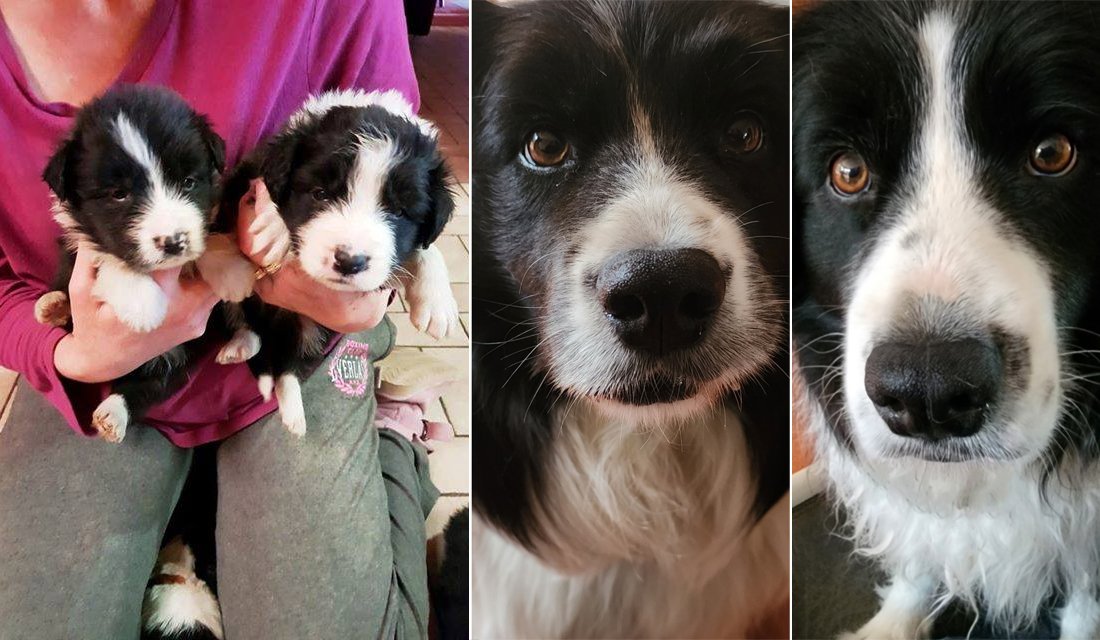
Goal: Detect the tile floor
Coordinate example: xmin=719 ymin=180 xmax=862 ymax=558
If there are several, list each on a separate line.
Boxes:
xmin=0 ymin=25 xmax=472 ymax=539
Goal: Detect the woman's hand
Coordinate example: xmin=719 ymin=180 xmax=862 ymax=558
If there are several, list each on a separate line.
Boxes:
xmin=53 ymin=247 xmax=219 ymax=383
xmin=238 ymin=180 xmax=393 ymax=334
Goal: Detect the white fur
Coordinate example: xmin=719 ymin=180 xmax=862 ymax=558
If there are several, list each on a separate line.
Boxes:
xmin=92 ymin=393 xmax=128 ymax=443
xmin=91 ymin=253 xmax=168 ymax=332
xmin=195 ymin=233 xmax=256 ymax=302
xmin=294 ymin=139 xmax=398 ymax=292
xmin=290 ymin=88 xmax=438 ymax=139
xmin=113 ymin=114 xmax=207 ymax=269
xmin=403 ymin=244 xmax=459 ymax=339
xmin=257 ymin=374 xmax=274 ymax=402
xmin=472 ymin=404 xmax=788 ymax=638
xmin=142 ymin=538 xmax=224 ymax=639
xmin=216 ymin=328 xmax=261 ymax=364
xmin=814 ymin=12 xmax=1100 ymax=637
xmin=275 ymin=374 xmax=306 ymax=436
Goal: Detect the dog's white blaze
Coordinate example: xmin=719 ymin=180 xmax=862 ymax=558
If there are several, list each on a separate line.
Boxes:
xmin=113 ymin=114 xmax=206 ymax=268
xmin=841 ymin=13 xmax=1061 ymax=463
xmin=295 ymin=139 xmax=398 ymax=292
xmin=816 ymin=12 xmax=1100 ymax=633
xmin=142 ymin=538 xmax=224 ymax=639
xmin=289 ymin=88 xmax=438 ymax=139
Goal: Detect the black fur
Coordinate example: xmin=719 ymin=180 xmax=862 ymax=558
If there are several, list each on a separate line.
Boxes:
xmin=793 ymin=1 xmax=1100 ymax=473
xmin=472 ymin=0 xmax=790 ymax=544
xmin=41 ymin=84 xmax=226 ymax=428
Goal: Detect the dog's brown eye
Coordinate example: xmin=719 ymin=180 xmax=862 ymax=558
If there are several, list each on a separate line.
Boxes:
xmin=311 ymin=187 xmax=329 ymax=201
xmin=830 ymin=152 xmax=870 ymax=195
xmin=181 ymin=177 xmax=196 ymax=191
xmin=523 ymin=131 xmax=570 ymax=168
xmin=1029 ymin=133 xmax=1076 ymax=176
xmin=110 ymin=188 xmax=130 ymax=201
xmin=725 ymin=113 xmax=765 ymax=154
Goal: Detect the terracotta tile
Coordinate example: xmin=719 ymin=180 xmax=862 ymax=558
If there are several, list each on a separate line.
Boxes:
xmin=443 ymin=214 xmax=469 ymax=237
xmin=451 ymin=283 xmax=470 ymax=313
xmin=430 ymin=436 xmax=470 ymax=494
xmin=426 ymin=496 xmax=469 ymax=539
xmin=391 ymin=313 xmax=469 ymax=347
xmin=0 ymin=368 xmax=17 ymax=433
xmin=436 ymin=236 xmax=470 ymax=283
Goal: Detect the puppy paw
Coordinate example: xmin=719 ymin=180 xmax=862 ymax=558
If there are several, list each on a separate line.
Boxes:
xmin=216 ymin=329 xmax=261 ymax=364
xmin=104 ymin=275 xmax=168 ymax=332
xmin=407 ymin=284 xmax=459 ymax=340
xmin=196 ymin=235 xmax=256 ymax=302
xmin=34 ymin=291 xmax=71 ymax=326
xmin=840 ymin=611 xmax=929 ymax=640
xmin=274 ymin=375 xmax=307 ymax=437
xmin=92 ymin=394 xmax=129 ymax=443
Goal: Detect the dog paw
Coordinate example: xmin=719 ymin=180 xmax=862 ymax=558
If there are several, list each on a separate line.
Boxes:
xmin=197 ymin=236 xmax=256 ymax=302
xmin=407 ymin=284 xmax=459 ymax=339
xmin=839 ymin=612 xmax=928 ymax=640
xmin=92 ymin=394 xmax=129 ymax=443
xmin=107 ymin=277 xmax=168 ymax=332
xmin=34 ymin=291 xmax=71 ymax=326
xmin=216 ymin=329 xmax=261 ymax=364
xmin=274 ymin=375 xmax=307 ymax=437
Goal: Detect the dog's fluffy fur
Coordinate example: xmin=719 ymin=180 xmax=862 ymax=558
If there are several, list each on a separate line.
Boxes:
xmin=216 ymin=89 xmax=457 ymax=435
xmin=471 ymin=1 xmax=790 ymax=636
xmin=794 ymin=2 xmax=1100 ymax=636
xmin=36 ymin=84 xmax=250 ymax=443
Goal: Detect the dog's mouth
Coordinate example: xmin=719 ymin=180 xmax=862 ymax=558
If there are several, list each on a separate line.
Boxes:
xmin=589 ymin=374 xmax=701 ymax=406
xmin=879 ymin=437 xmax=1026 ymax=463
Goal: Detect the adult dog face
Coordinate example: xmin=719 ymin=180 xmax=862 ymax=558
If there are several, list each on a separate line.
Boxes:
xmin=794 ymin=1 xmax=1100 ymax=466
xmin=475 ymin=0 xmax=788 ymax=419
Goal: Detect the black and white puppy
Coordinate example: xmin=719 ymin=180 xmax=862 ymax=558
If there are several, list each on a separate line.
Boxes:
xmin=472 ymin=1 xmax=789 ymax=637
xmin=36 ymin=84 xmax=253 ymax=442
xmin=794 ymin=2 xmax=1100 ymax=637
xmin=217 ymin=89 xmax=457 ymax=435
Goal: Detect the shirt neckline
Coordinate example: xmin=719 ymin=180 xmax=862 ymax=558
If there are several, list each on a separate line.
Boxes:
xmin=0 ymin=0 xmax=177 ymax=118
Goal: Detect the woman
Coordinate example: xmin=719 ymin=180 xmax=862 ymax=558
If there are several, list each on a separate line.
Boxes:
xmin=0 ymin=1 xmax=437 ymax=638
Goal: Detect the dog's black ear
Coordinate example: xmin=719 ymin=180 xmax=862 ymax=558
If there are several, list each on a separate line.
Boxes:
xmin=419 ymin=156 xmax=455 ymax=249
xmin=42 ymin=137 xmax=79 ymax=201
xmin=472 ymin=1 xmax=509 ymax=93
xmin=259 ymin=132 xmax=298 ymax=204
xmin=193 ymin=113 xmax=226 ymax=175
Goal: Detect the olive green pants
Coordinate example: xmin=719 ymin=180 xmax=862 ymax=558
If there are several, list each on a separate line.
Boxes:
xmin=0 ymin=319 xmax=438 ymax=640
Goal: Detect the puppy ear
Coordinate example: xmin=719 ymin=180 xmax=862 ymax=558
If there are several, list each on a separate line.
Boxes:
xmin=42 ymin=137 xmax=79 ymax=202
xmin=418 ymin=156 xmax=455 ymax=249
xmin=193 ymin=114 xmax=226 ymax=175
xmin=259 ymin=133 xmax=298 ymax=204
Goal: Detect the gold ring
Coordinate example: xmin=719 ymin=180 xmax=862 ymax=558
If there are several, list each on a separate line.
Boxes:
xmin=254 ymin=262 xmax=283 ymax=280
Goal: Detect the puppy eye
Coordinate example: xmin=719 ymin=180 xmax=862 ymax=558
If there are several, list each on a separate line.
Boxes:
xmin=522 ymin=131 xmax=571 ymax=168
xmin=830 ymin=151 xmax=871 ymax=196
xmin=110 ymin=188 xmax=130 ymax=201
xmin=181 ymin=177 xmax=196 ymax=191
xmin=311 ymin=187 xmax=329 ymax=201
xmin=724 ymin=112 xmax=765 ymax=154
xmin=1029 ymin=133 xmax=1076 ymax=176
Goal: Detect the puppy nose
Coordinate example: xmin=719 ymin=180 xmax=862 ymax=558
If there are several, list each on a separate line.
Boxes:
xmin=155 ymin=232 xmax=189 ymax=256
xmin=333 ymin=247 xmax=369 ymax=276
xmin=597 ymin=248 xmax=727 ymax=356
xmin=864 ymin=338 xmax=1003 ymax=441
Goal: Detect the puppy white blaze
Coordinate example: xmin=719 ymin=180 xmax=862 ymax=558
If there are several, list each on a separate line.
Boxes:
xmin=289 ymin=88 xmax=438 ymax=139
xmin=295 ymin=138 xmax=398 ymax=292
xmin=547 ymin=131 xmax=776 ymax=421
xmin=113 ymin=114 xmax=206 ymax=269
xmin=840 ymin=12 xmax=1061 ymax=462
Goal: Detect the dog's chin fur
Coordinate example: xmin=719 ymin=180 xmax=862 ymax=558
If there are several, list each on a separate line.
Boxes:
xmin=794 ymin=1 xmax=1100 ymax=635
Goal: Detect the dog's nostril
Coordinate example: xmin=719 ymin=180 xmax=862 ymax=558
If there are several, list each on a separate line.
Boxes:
xmin=333 ymin=247 xmax=369 ymax=276
xmin=596 ymin=248 xmax=727 ymax=356
xmin=604 ymin=292 xmax=645 ymax=322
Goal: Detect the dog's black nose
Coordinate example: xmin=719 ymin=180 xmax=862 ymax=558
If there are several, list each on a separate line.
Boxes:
xmin=333 ymin=247 xmax=369 ymax=276
xmin=864 ymin=338 xmax=1003 ymax=441
xmin=597 ymin=248 xmax=726 ymax=356
xmin=156 ymin=232 xmax=189 ymax=256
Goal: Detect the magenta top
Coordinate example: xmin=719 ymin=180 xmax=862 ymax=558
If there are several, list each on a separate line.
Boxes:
xmin=0 ymin=0 xmax=419 ymax=446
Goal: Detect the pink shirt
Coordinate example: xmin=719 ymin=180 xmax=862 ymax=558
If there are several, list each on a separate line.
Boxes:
xmin=0 ymin=0 xmax=419 ymax=446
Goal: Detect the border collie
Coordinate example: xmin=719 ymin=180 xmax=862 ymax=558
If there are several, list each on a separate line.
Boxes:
xmin=794 ymin=2 xmax=1100 ymax=637
xmin=216 ymin=89 xmax=457 ymax=435
xmin=35 ymin=84 xmax=252 ymax=442
xmin=471 ymin=2 xmax=790 ymax=636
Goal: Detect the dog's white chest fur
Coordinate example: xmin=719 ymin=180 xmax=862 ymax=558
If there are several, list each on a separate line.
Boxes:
xmin=472 ymin=404 xmax=787 ymax=638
